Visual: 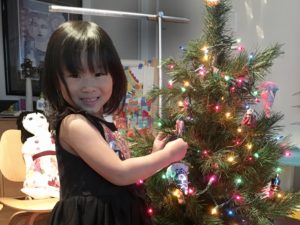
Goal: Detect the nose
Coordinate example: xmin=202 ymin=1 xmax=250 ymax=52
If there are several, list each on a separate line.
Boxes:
xmin=80 ymin=76 xmax=97 ymax=92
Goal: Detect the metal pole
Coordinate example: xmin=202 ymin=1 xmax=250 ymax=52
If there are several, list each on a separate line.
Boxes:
xmin=158 ymin=12 xmax=163 ymax=118
xmin=49 ymin=5 xmax=189 ymax=23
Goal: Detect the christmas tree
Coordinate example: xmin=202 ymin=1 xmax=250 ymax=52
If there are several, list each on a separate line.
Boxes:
xmin=130 ymin=0 xmax=300 ymax=224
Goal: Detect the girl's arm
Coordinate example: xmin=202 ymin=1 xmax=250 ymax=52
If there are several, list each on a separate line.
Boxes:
xmin=60 ymin=114 xmax=188 ymax=186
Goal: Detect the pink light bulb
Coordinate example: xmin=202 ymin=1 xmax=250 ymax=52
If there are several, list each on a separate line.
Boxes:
xmin=147 ymin=208 xmax=153 ymax=216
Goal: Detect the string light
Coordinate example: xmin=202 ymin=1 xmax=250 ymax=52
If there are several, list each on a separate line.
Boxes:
xmin=188 ymin=187 xmax=195 ymax=195
xmin=195 ymin=65 xmax=207 ymax=77
xmin=233 ymin=194 xmax=243 ymax=203
xmin=208 ymin=175 xmax=217 ymax=184
xmin=173 ymin=189 xmax=182 ymax=198
xmin=248 ymin=53 xmax=255 ymax=61
xmin=202 ymin=46 xmax=209 ymax=54
xmin=202 ymin=149 xmax=209 ymax=157
xmin=214 ymin=104 xmax=221 ymax=112
xmin=225 ymin=112 xmax=231 ymax=119
xmin=234 ymin=138 xmax=241 ymax=145
xmin=231 ymin=45 xmax=245 ymax=52
xmin=284 ymin=150 xmax=292 ymax=157
xmin=178 ymin=100 xmax=184 ymax=107
xmin=230 ymin=86 xmax=236 ymax=92
xmin=246 ymin=143 xmax=253 ymax=150
xmin=275 ymin=167 xmax=282 ymax=173
xmin=157 ymin=121 xmax=162 ymax=127
xmin=211 ymin=206 xmax=219 ymax=215
xmin=235 ymin=177 xmax=243 ymax=185
xmin=147 ymin=207 xmax=154 ymax=216
xmin=252 ymin=90 xmax=259 ymax=96
xmin=226 ymin=208 xmax=235 ymax=217
xmin=227 ymin=156 xmax=235 ymax=163
xmin=184 ymin=81 xmax=190 ymax=87
xmin=202 ymin=46 xmax=209 ymax=61
xmin=237 ymin=46 xmax=245 ymax=52
xmin=224 ymin=75 xmax=230 ymax=81
xmin=167 ymin=64 xmax=176 ymax=70
xmin=277 ymin=192 xmax=283 ymax=198
xmin=247 ymin=156 xmax=253 ymax=161
xmin=205 ymin=0 xmax=220 ymax=7
xmin=196 ymin=175 xmax=216 ymax=196
xmin=136 ymin=179 xmax=144 ymax=185
xmin=237 ymin=78 xmax=243 ymax=84
xmin=167 ymin=80 xmax=174 ymax=89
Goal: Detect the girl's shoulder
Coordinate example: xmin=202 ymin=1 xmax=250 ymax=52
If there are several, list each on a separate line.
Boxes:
xmin=60 ymin=111 xmax=116 ymax=139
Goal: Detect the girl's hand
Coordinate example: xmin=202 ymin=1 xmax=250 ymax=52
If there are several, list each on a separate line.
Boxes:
xmin=164 ymin=138 xmax=188 ymax=162
xmin=152 ymin=132 xmax=169 ymax=153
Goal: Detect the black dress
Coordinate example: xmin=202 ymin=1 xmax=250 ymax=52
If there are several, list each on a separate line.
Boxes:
xmin=48 ymin=112 xmax=152 ymax=225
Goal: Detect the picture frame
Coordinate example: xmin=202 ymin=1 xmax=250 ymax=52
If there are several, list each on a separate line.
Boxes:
xmin=1 ymin=0 xmax=82 ymax=96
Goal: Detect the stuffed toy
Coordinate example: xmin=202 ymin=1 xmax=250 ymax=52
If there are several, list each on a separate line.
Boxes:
xmin=17 ymin=111 xmax=60 ymax=199
xmin=241 ymin=108 xmax=257 ymax=128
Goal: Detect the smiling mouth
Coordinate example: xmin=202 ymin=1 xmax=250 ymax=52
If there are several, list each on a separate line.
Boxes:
xmin=80 ymin=97 xmax=99 ymax=105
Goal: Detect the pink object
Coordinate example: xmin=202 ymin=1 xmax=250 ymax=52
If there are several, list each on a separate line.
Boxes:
xmin=176 ymin=119 xmax=185 ymax=137
xmin=259 ymin=81 xmax=279 ymax=118
xmin=241 ymin=108 xmax=257 ymax=127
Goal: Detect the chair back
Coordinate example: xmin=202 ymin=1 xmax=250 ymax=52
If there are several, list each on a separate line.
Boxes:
xmin=0 ymin=129 xmax=26 ymax=182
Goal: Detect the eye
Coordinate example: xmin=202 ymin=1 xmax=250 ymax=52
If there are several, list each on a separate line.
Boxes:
xmin=68 ymin=74 xmax=80 ymax=78
xmin=95 ymin=72 xmax=107 ymax=77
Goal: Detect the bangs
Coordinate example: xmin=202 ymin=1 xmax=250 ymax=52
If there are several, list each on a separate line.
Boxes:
xmin=58 ymin=37 xmax=111 ymax=75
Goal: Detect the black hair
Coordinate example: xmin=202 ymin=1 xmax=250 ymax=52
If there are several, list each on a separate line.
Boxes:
xmin=43 ymin=21 xmax=127 ymax=126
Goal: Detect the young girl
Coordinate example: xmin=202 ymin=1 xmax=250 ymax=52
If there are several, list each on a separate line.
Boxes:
xmin=43 ymin=21 xmax=188 ymax=225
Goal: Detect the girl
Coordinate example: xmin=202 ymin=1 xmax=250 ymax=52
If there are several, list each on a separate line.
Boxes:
xmin=43 ymin=21 xmax=188 ymax=225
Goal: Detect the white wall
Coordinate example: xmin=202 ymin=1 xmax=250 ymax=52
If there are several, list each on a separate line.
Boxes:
xmin=232 ymin=0 xmax=300 ymax=148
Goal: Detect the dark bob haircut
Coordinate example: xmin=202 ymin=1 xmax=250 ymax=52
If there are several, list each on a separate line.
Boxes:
xmin=43 ymin=21 xmax=127 ymax=121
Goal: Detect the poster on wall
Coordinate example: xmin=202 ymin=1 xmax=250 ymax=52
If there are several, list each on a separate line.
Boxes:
xmin=20 ymin=0 xmax=66 ymax=72
xmin=1 ymin=0 xmax=81 ymax=96
xmin=113 ymin=60 xmax=158 ymax=137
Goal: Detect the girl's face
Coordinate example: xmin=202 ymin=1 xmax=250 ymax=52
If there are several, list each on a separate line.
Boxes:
xmin=60 ymin=65 xmax=113 ymax=117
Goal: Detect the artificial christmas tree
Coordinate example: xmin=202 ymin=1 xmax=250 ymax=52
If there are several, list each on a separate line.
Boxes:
xmin=130 ymin=0 xmax=300 ymax=224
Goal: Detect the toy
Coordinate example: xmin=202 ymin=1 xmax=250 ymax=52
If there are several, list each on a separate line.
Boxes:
xmin=166 ymin=162 xmax=189 ymax=195
xmin=241 ymin=108 xmax=257 ymax=128
xmin=17 ymin=111 xmax=59 ymax=199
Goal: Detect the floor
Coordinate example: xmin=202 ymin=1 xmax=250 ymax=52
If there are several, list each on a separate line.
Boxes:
xmin=0 ymin=206 xmax=49 ymax=225
xmin=0 ymin=206 xmax=300 ymax=225
xmin=275 ymin=217 xmax=300 ymax=225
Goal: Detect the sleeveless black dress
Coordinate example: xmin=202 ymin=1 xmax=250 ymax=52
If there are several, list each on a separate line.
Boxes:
xmin=48 ymin=112 xmax=152 ymax=225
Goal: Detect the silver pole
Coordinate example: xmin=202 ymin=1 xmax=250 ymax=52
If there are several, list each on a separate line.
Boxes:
xmin=158 ymin=12 xmax=163 ymax=118
xmin=49 ymin=5 xmax=189 ymax=23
